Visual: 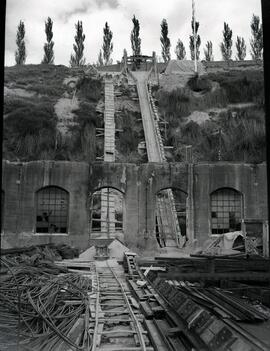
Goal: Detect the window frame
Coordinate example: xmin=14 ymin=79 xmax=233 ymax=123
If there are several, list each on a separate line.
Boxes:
xmin=90 ymin=187 xmax=124 ymax=234
xmin=35 ymin=186 xmax=69 ymax=235
xmin=210 ymin=187 xmax=243 ymax=235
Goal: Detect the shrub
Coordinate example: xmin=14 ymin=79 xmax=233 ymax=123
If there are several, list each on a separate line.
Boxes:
xmin=156 ymin=88 xmax=191 ymax=118
xmin=187 ymin=76 xmax=212 ymax=93
xmin=5 ymin=64 xmax=71 ymax=98
xmin=75 ymin=102 xmax=98 ymax=127
xmin=207 ymin=69 xmax=264 ymax=104
xmin=5 ymin=104 xmax=55 ymax=136
xmin=3 ymin=100 xmax=57 ymax=160
xmin=4 ymin=97 xmax=34 ymax=115
xmin=117 ymin=109 xmax=140 ymax=154
xmin=77 ymin=76 xmax=102 ymax=101
xmin=181 ymin=121 xmax=202 ymax=143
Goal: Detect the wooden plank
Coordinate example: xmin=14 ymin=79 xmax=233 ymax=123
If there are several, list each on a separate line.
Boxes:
xmin=144 ymin=320 xmax=170 ymax=351
xmin=140 ymin=301 xmax=154 ymax=318
xmin=157 ymin=272 xmax=270 ymax=281
xmin=96 ymin=321 xmax=104 ymax=346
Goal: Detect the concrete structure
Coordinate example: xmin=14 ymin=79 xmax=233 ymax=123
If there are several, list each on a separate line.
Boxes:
xmin=1 ymin=160 xmax=268 ymax=253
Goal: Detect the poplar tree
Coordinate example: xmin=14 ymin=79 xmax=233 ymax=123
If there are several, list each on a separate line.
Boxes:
xmin=220 ymin=22 xmax=233 ymax=61
xmin=15 ymin=20 xmax=26 ymax=65
xmin=189 ymin=18 xmax=201 ymax=60
xmin=204 ymin=41 xmax=214 ymax=61
xmin=235 ymin=36 xmax=246 ymax=61
xmin=97 ymin=50 xmax=104 ymax=66
xmin=70 ymin=21 xmax=86 ymax=67
xmin=175 ymin=39 xmax=186 ymax=60
xmin=102 ymin=22 xmax=113 ymax=65
xmin=130 ymin=15 xmax=141 ymax=56
xmin=160 ymin=19 xmax=171 ymax=62
xmin=250 ymin=14 xmax=263 ymax=60
xmin=42 ymin=17 xmax=54 ymax=64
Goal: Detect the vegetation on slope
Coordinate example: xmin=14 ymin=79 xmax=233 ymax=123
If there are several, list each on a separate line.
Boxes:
xmin=207 ymin=70 xmax=264 ymax=104
xmin=3 ymin=65 xmax=102 ymax=162
xmin=114 ymin=82 xmax=147 ymax=163
xmin=116 ymin=109 xmax=147 ymax=163
xmin=4 ymin=64 xmax=72 ymax=97
xmin=4 ymin=97 xmax=56 ymax=160
xmin=155 ymin=69 xmax=265 ymax=163
xmin=3 ymin=64 xmax=265 ymax=164
xmin=64 ymin=77 xmax=103 ymax=161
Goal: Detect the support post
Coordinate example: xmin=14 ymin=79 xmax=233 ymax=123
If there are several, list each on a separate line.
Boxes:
xmin=187 ymin=163 xmax=195 ymax=244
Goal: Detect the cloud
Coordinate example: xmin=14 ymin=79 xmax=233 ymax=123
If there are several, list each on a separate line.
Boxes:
xmin=5 ymin=0 xmax=262 ymax=66
xmin=58 ymin=0 xmax=119 ymax=23
xmin=58 ymin=4 xmax=93 ymax=23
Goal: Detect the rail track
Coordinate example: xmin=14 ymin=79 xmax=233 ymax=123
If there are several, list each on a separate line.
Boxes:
xmin=89 ymin=260 xmax=154 ymax=351
xmin=125 ymin=253 xmax=270 ymax=351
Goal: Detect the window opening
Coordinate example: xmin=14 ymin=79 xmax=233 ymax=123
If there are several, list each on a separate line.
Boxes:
xmin=155 ymin=188 xmax=187 ymax=247
xmin=36 ymin=187 xmax=68 ymax=233
xmin=90 ymin=188 xmax=123 ymax=236
xmin=211 ymin=188 xmax=242 ymax=234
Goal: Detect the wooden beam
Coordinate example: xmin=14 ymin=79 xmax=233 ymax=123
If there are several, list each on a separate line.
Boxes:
xmin=157 ymin=272 xmax=270 ymax=281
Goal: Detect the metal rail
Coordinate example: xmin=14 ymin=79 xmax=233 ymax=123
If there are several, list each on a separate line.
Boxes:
xmin=91 ymin=265 xmax=100 ymax=351
xmin=124 ymin=252 xmax=207 ymax=351
xmin=91 ymin=260 xmax=148 ymax=351
xmin=108 ymin=262 xmax=147 ymax=351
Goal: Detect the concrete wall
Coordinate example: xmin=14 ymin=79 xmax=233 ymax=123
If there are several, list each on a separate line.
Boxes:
xmin=1 ymin=161 xmax=90 ymax=249
xmin=1 ymin=160 xmax=268 ymax=250
xmin=193 ymin=163 xmax=268 ymax=246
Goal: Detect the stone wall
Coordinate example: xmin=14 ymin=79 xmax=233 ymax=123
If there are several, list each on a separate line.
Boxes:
xmin=1 ymin=160 xmax=268 ymax=250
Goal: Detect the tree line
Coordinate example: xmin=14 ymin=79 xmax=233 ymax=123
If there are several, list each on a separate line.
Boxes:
xmin=14 ymin=14 xmax=263 ymax=67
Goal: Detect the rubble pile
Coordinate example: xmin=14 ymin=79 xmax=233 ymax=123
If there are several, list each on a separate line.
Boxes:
xmin=0 ymin=252 xmax=91 ymax=350
xmin=1 ymin=243 xmax=79 ymax=263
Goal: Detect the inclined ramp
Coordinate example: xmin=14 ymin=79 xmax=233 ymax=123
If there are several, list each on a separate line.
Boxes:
xmin=132 ymin=71 xmax=183 ymax=248
xmin=132 ymin=71 xmax=162 ymax=162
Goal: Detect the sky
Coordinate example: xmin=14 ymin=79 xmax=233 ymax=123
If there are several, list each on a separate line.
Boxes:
xmin=5 ymin=0 xmax=262 ymax=66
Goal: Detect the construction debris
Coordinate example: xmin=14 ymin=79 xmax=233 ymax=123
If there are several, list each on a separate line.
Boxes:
xmin=1 ymin=244 xmax=79 ymax=263
xmin=166 ymin=281 xmax=269 ymax=322
xmin=0 ymin=255 xmax=91 ymax=351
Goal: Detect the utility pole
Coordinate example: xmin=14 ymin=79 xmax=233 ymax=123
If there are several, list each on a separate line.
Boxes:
xmin=192 ymin=0 xmax=198 ymax=73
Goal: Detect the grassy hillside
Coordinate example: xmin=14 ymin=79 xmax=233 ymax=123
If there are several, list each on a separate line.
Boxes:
xmin=3 ymin=64 xmax=266 ymax=164
xmin=4 ymin=65 xmax=102 ymax=161
xmin=154 ymin=69 xmax=265 ymax=163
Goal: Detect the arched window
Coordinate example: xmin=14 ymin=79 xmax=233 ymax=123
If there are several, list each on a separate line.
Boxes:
xmin=90 ymin=187 xmax=123 ymax=235
xmin=211 ymin=188 xmax=242 ymax=234
xmin=36 ymin=186 xmax=69 ymax=234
